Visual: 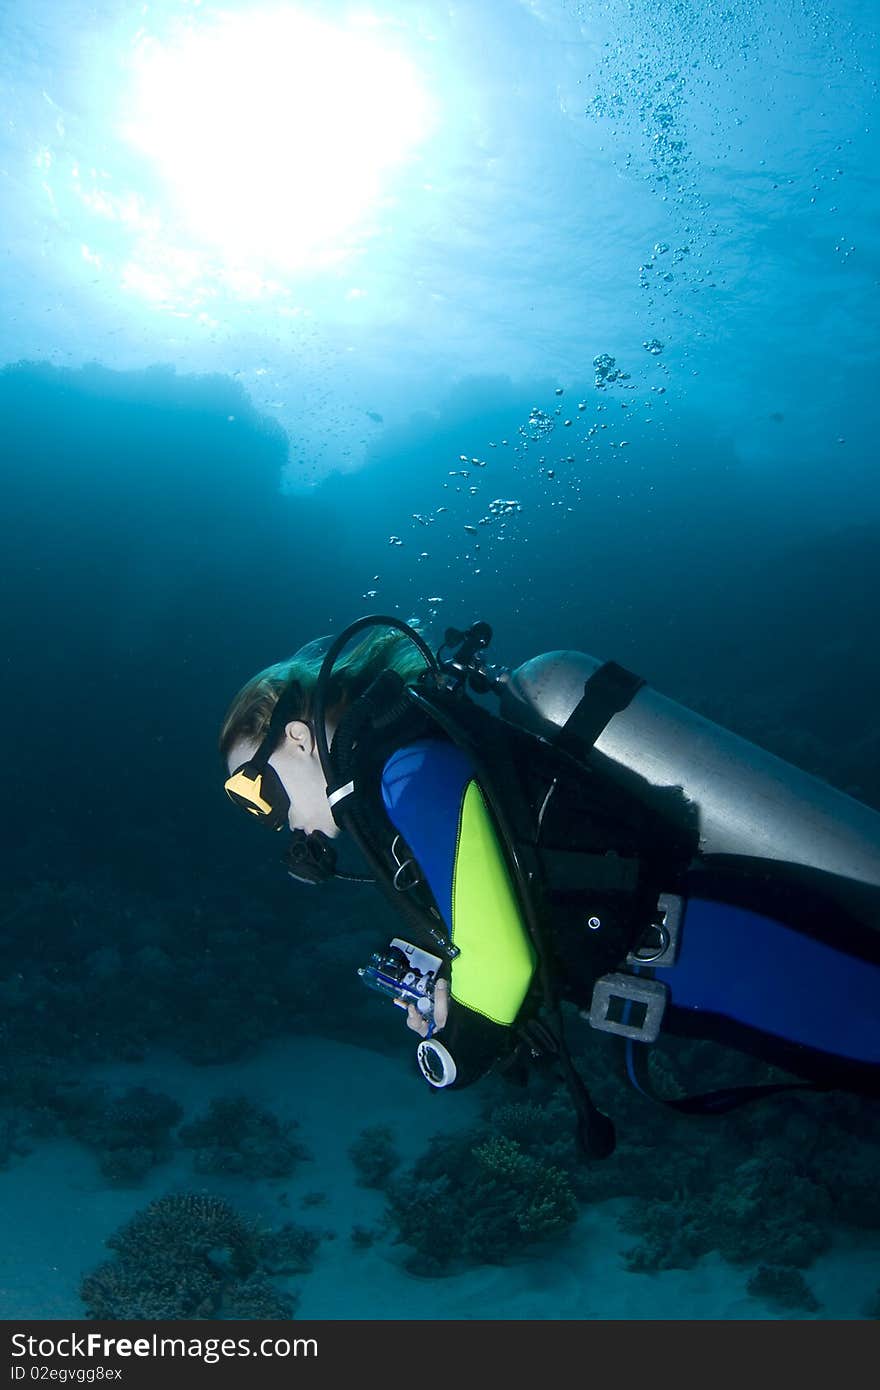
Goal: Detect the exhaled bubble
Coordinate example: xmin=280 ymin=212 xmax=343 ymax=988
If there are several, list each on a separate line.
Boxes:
xmin=594 ymin=353 xmax=630 ymax=387
xmin=520 ymin=408 xmax=555 ymax=442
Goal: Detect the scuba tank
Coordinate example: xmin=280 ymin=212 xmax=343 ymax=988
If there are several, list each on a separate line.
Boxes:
xmin=501 ymin=650 xmax=880 ymax=936
xmin=500 ymin=647 xmax=880 ymax=1113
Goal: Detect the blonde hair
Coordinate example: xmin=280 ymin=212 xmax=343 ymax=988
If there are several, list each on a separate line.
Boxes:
xmin=219 ymin=626 xmax=430 ymax=761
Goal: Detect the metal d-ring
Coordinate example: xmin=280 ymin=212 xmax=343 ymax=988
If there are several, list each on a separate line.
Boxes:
xmin=630 ymin=922 xmax=671 ymax=964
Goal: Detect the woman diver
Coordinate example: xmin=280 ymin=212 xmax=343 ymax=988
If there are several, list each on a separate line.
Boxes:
xmin=220 ymin=616 xmax=880 ymax=1159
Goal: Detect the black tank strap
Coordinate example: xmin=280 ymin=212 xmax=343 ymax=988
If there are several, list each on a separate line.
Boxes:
xmin=554 ymin=661 xmax=646 ymax=759
xmin=623 ymin=1035 xmax=824 ymax=1114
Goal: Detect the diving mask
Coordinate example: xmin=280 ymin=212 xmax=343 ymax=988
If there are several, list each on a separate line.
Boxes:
xmin=223 ymin=679 xmax=303 ymax=831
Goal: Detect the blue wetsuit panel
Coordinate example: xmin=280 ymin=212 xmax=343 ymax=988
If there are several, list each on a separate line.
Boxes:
xmin=381 ymin=739 xmax=474 ymax=933
xmin=656 ymin=896 xmax=880 ymax=1064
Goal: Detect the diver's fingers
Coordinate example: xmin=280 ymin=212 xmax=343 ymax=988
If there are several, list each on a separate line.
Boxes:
xmin=406 ymin=1003 xmax=429 ymax=1036
xmin=433 ymin=976 xmax=450 ymax=1030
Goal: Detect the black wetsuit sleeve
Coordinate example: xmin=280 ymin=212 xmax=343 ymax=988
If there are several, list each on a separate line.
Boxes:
xmin=437 ymin=997 xmax=516 ymax=1087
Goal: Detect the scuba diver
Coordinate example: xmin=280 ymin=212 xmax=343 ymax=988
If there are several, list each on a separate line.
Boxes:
xmin=220 ymin=616 xmax=880 ymax=1159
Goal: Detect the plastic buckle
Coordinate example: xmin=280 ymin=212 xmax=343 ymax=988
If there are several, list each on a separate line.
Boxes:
xmin=587 ymin=972 xmax=669 ymax=1043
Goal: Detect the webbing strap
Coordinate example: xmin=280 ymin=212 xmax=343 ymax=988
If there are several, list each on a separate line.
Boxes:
xmin=554 ymin=661 xmax=646 ymax=759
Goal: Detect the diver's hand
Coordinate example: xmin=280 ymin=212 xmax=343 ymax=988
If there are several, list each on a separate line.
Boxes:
xmin=405 ymin=976 xmax=449 ymax=1037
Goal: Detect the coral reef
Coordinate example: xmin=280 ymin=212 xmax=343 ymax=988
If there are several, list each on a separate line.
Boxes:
xmin=618 ymin=1154 xmax=831 ymax=1272
xmin=0 ymin=866 xmax=382 ymax=1078
xmin=746 ymin=1264 xmax=820 ymax=1313
xmin=58 ymin=1085 xmax=183 ymax=1185
xmin=257 ymin=1223 xmax=324 ymax=1275
xmin=561 ymin=1023 xmax=879 ymax=1285
xmin=350 ymin=1225 xmax=380 ymax=1251
xmin=220 ymin=1274 xmax=299 ymax=1320
xmin=179 ymin=1096 xmax=309 ymax=1179
xmin=80 ymin=1193 xmax=262 ymax=1319
xmin=79 ymin=1192 xmax=305 ymax=1320
xmin=380 ymin=1048 xmax=879 ymax=1298
xmin=387 ymin=1128 xmax=578 ymax=1274
xmin=348 ymin=1125 xmax=400 ymax=1188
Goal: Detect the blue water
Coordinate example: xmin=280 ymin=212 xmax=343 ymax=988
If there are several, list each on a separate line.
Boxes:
xmin=1 ymin=0 xmax=878 ymax=1323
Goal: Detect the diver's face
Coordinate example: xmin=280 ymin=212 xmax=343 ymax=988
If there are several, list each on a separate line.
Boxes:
xmin=227 ymin=721 xmax=339 ymax=839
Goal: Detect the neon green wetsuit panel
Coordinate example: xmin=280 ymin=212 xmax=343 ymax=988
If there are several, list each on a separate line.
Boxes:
xmin=450 ymin=780 xmax=537 ymax=1024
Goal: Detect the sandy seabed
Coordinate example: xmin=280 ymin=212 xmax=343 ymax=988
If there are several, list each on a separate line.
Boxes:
xmin=0 ymin=1036 xmax=876 ymax=1322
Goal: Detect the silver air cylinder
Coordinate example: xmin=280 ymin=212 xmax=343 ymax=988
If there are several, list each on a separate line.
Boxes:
xmin=501 ymin=651 xmax=880 ymax=931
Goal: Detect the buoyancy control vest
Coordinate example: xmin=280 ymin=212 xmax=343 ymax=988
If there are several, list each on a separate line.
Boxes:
xmin=314 ymin=619 xmax=880 ymax=1150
